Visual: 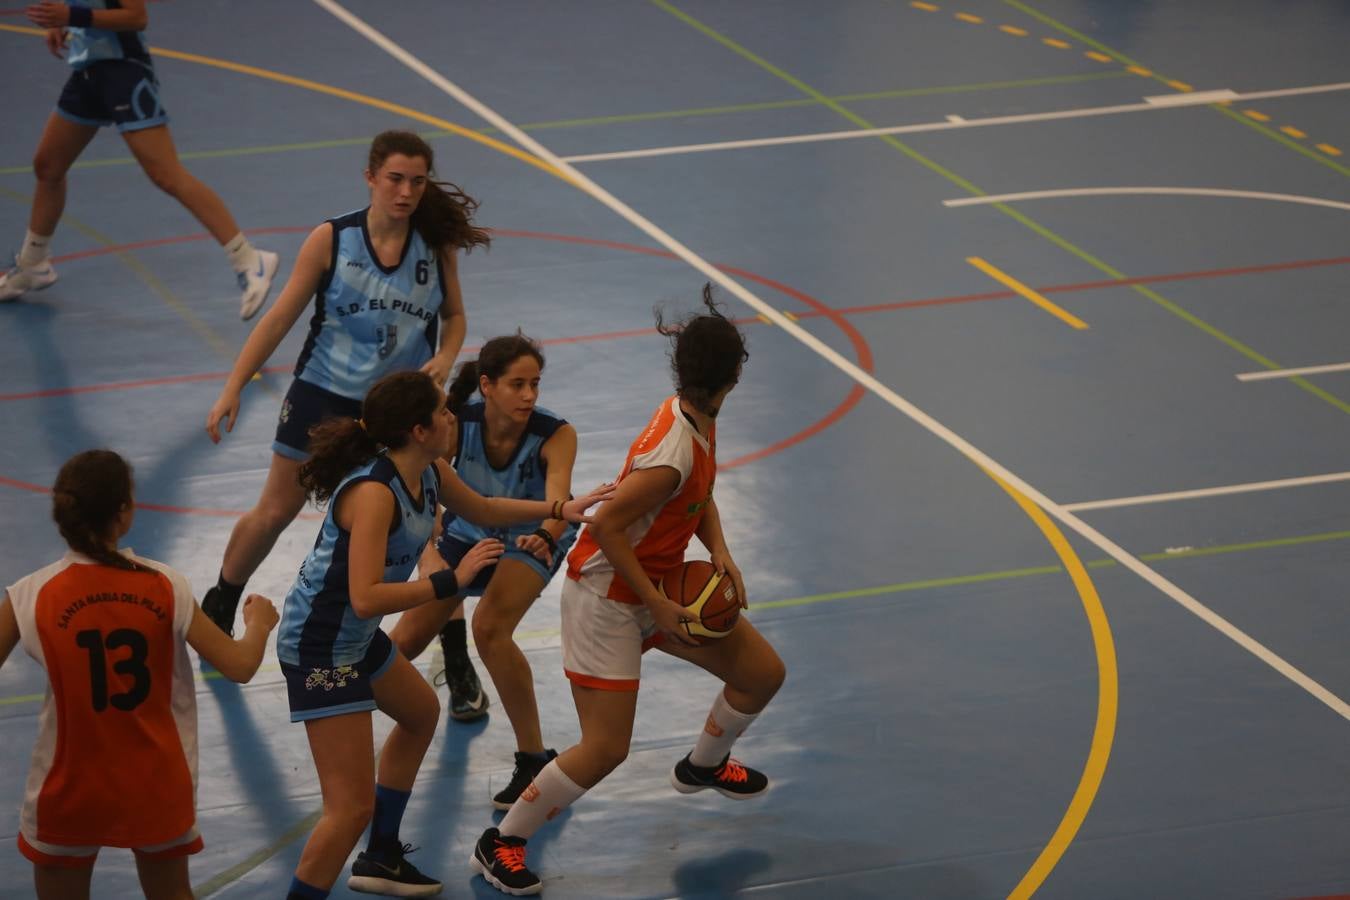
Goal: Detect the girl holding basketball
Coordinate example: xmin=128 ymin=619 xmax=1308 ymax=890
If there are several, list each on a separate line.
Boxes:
xmin=275 ymin=370 xmax=610 ymax=900
xmin=472 ymin=286 xmax=786 ymax=897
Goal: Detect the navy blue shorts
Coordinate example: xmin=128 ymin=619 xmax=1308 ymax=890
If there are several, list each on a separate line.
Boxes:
xmin=281 ymin=629 xmax=397 ymax=722
xmin=273 ymin=378 xmax=363 ymax=461
xmin=56 ymin=60 xmax=168 ymax=133
xmin=436 ymin=530 xmax=575 ymax=596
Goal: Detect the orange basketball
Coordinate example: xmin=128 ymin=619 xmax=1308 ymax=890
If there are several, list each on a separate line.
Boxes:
xmin=662 ymin=559 xmax=740 ymax=641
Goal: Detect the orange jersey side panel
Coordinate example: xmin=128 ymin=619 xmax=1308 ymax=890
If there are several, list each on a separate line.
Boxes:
xmin=568 ymin=397 xmax=715 ymax=602
xmin=30 ymin=564 xmax=195 ymax=847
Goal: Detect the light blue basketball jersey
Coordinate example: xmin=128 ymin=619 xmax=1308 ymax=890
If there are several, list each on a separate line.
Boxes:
xmin=443 ymin=401 xmax=577 ymax=547
xmin=66 ymin=1 xmax=152 ymax=70
xmin=278 ymin=456 xmax=439 ymax=668
xmin=293 ymin=209 xmax=444 ymax=400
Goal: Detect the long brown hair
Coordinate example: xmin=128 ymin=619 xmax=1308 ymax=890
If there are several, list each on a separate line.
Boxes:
xmin=51 ymin=449 xmax=143 ymax=572
xmin=367 ymin=130 xmax=491 ymax=253
xmin=299 ymin=371 xmax=447 ymax=504
xmin=445 ymin=332 xmax=545 ymax=416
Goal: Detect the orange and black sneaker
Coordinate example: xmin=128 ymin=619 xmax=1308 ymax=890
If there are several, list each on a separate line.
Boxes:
xmin=671 ymin=753 xmax=770 ymax=800
xmin=471 ymin=827 xmax=541 ymax=896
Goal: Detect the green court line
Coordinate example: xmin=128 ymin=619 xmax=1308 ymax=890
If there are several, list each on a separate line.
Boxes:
xmin=0 ymin=71 xmax=1131 ymax=176
xmin=652 ymin=0 xmax=1350 ymax=416
xmin=3 ymin=526 xmax=1345 ymax=711
xmin=192 ymin=809 xmax=323 ymax=898
xmin=1001 ymin=0 xmax=1350 ymax=180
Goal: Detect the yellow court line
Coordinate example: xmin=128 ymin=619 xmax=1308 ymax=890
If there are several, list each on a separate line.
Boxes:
xmin=956 ymin=12 xmax=984 ymax=24
xmin=1084 ymin=50 xmax=1112 ymax=63
xmin=999 ymin=24 xmax=1028 ymax=36
xmin=1280 ymin=125 xmax=1307 ymax=139
xmin=967 ymin=257 xmax=1089 ymax=329
xmin=1041 ymin=37 xmax=1071 ymax=49
xmin=1317 ymin=143 xmax=1343 ymax=157
xmin=985 ymin=469 xmax=1118 ymax=900
xmin=0 ymin=23 xmax=573 ymax=188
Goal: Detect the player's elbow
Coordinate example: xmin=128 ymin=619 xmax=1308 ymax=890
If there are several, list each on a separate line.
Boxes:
xmin=217 ymin=653 xmax=262 ymax=684
xmin=349 ymin=587 xmax=379 ymax=619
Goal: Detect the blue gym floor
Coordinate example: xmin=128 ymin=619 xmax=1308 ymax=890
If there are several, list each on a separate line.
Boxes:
xmin=2 ymin=2 xmax=1349 ymax=897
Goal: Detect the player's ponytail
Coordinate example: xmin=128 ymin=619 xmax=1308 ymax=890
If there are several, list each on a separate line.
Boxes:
xmin=367 ymin=130 xmax=491 ymax=254
xmin=446 ymin=361 xmax=479 ymax=417
xmin=446 ymin=332 xmax=545 ymax=416
xmin=655 ymin=283 xmax=748 ymax=416
xmin=301 ymin=371 xmax=446 ymax=504
xmin=51 ymin=450 xmax=144 ymax=572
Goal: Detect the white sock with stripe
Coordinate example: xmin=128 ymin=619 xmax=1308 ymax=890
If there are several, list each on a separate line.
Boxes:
xmin=688 ymin=690 xmax=759 ymax=767
xmin=498 ymin=759 xmax=586 ymax=841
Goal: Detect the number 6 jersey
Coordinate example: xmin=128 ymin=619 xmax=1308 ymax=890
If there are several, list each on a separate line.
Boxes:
xmin=5 ymin=550 xmax=198 ymax=848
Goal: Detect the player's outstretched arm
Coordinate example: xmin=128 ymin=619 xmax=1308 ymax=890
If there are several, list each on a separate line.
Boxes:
xmin=206 ymin=224 xmax=332 ymax=442
xmin=187 ymin=594 xmax=279 ymax=682
xmin=437 ymin=457 xmax=613 ymax=528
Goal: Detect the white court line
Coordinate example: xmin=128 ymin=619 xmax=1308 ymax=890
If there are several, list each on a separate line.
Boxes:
xmin=1143 ymin=88 xmax=1239 ymax=106
xmin=945 ymin=187 xmax=1350 ymax=214
xmin=1063 ymin=472 xmax=1350 ymax=512
xmin=554 ymin=80 xmax=1350 ymax=164
xmin=313 ymin=0 xmax=1350 ymax=723
xmin=1238 ymin=361 xmax=1350 ymax=382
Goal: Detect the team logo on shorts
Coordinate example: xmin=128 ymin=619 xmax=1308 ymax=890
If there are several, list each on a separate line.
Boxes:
xmin=279 ymin=398 xmax=292 ymax=425
xmin=304 ymin=665 xmax=359 ymax=691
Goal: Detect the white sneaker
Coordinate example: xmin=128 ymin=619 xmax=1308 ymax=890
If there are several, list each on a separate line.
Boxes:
xmin=236 ymin=249 xmax=279 ymax=320
xmin=0 ymin=258 xmax=58 ymax=302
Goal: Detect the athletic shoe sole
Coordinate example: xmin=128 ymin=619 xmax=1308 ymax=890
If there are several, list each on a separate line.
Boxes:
xmin=669 ymin=767 xmax=769 ymax=800
xmin=470 ymin=851 xmax=542 ymax=896
xmin=347 ymin=874 xmax=443 ymax=897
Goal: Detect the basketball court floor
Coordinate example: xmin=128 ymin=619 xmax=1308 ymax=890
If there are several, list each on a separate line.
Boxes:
xmin=1 ymin=1 xmax=1348 ymax=897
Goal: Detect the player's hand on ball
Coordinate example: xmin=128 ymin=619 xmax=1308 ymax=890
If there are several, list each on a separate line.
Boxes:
xmin=710 ymin=550 xmax=747 ymax=609
xmin=647 ymin=595 xmax=700 ymax=647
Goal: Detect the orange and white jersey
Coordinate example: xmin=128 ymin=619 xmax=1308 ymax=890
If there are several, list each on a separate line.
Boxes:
xmin=5 ymin=550 xmax=199 ymax=849
xmin=567 ymin=396 xmax=715 ymax=603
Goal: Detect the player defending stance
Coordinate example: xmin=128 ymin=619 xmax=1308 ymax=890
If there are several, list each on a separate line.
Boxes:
xmin=277 ymin=371 xmax=610 ymax=900
xmin=388 ymin=334 xmax=579 ymax=806
xmin=0 ymin=449 xmax=278 ymax=900
xmin=202 ymin=130 xmax=488 ymax=637
xmin=1 ymin=0 xmax=279 ymax=317
xmin=472 ymin=286 xmax=786 ymax=896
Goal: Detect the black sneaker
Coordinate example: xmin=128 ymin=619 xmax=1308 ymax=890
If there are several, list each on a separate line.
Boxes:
xmin=443 ymin=658 xmax=490 ymax=722
xmin=347 ymin=844 xmax=442 ymax=897
xmin=492 ymin=750 xmax=558 ymax=810
xmin=671 ymin=753 xmax=770 ymax=800
xmin=471 ymin=827 xmax=541 ymax=896
xmin=200 ymin=586 xmax=236 ymax=638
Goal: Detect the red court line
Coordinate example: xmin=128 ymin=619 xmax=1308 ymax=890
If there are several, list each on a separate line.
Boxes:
xmin=8 ymin=229 xmax=873 ymax=515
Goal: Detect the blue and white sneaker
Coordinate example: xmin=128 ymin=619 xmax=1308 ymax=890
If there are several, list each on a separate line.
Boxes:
xmin=0 ymin=257 xmax=58 ymax=302
xmin=236 ymin=249 xmax=279 ymax=320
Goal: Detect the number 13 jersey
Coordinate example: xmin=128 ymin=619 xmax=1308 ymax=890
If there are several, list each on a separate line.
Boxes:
xmin=5 ymin=551 xmax=198 ymax=848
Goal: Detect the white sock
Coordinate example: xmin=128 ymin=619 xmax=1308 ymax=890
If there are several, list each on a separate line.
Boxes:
xmin=17 ymin=229 xmax=52 ymax=268
xmin=498 ymin=759 xmax=586 ymax=841
xmin=223 ymin=232 xmax=258 ymax=273
xmin=688 ymin=690 xmax=759 ymax=767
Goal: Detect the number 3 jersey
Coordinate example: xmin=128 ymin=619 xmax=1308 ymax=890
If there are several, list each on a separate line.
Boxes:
xmin=293 ymin=208 xmax=445 ymax=400
xmin=5 ymin=551 xmax=198 ymax=848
